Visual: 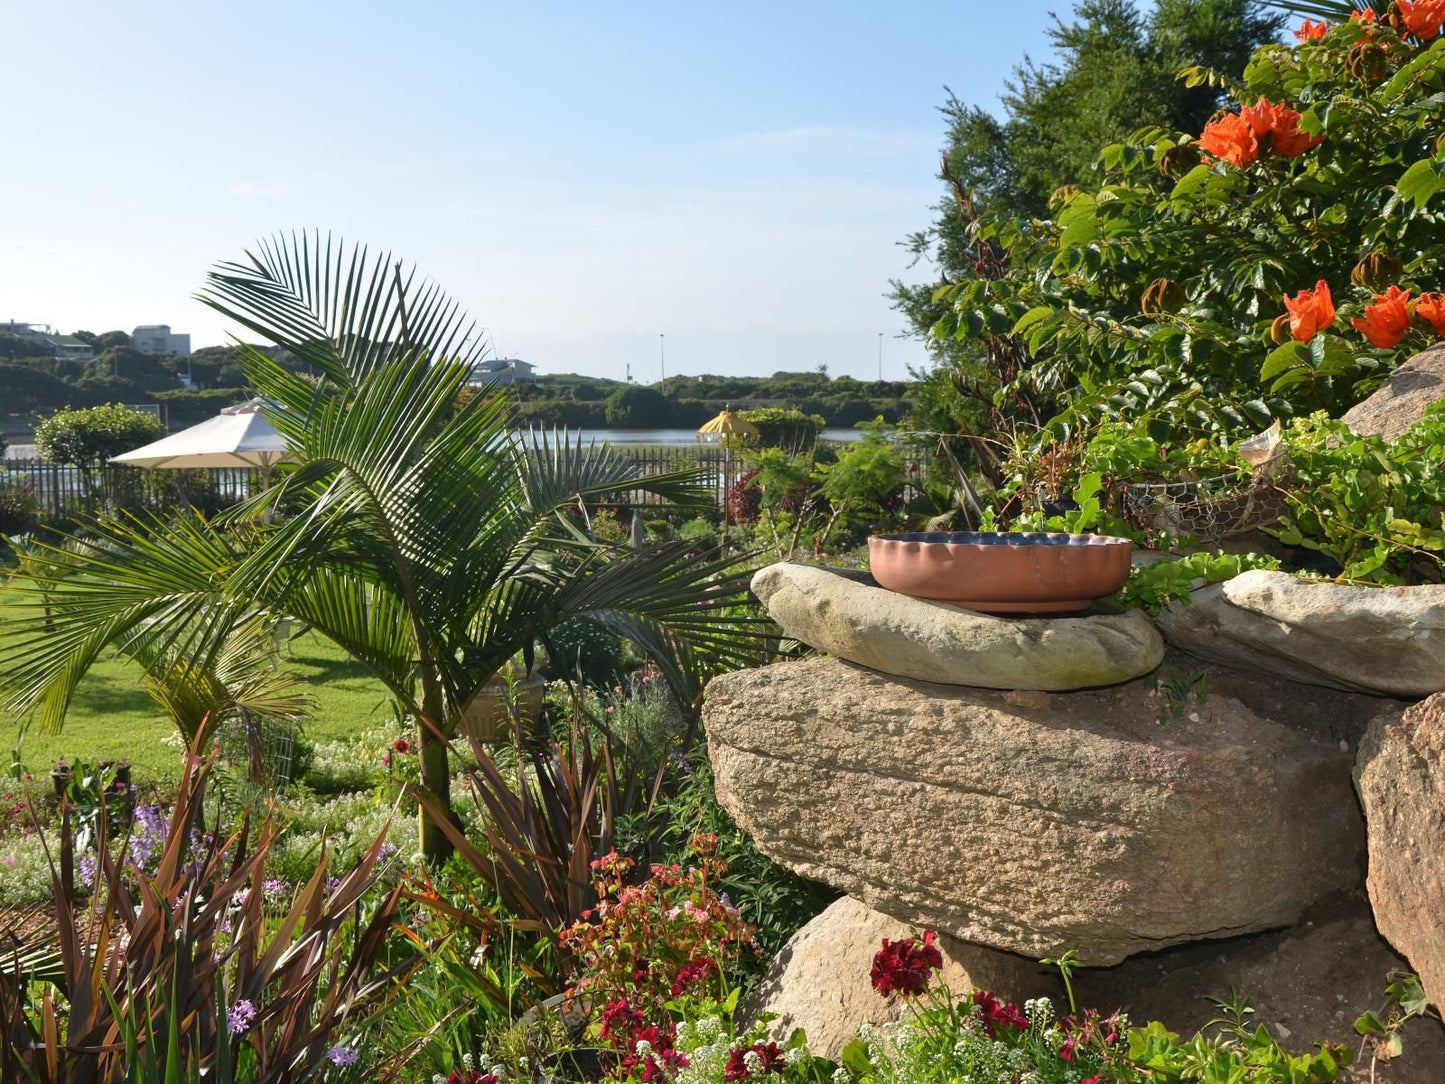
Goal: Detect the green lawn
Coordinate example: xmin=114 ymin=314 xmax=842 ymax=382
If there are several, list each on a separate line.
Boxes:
xmin=0 ymin=587 xmax=393 ymax=782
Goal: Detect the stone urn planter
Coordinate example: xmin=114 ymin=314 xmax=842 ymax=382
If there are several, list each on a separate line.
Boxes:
xmin=868 ymin=531 xmax=1133 ymax=613
xmin=458 ymin=672 xmax=547 ymax=744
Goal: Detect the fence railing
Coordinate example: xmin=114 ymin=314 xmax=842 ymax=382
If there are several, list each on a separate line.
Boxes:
xmin=1 ymin=445 xmax=740 ymax=527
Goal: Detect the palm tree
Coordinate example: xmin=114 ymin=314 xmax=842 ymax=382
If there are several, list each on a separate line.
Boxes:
xmin=0 ymin=234 xmax=761 ymax=859
xmin=1264 ymin=1 xmax=1383 ymax=19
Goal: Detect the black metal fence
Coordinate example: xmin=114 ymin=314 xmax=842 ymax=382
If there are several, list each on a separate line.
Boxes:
xmin=1 ymin=445 xmax=738 ymax=528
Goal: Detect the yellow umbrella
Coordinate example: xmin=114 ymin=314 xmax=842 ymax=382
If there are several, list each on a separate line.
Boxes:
xmin=696 ymin=409 xmax=759 ymax=443
xmin=696 ymin=409 xmax=758 ymax=543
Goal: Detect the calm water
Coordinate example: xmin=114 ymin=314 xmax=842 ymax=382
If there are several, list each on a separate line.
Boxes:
xmin=560 ymin=428 xmax=863 ymax=446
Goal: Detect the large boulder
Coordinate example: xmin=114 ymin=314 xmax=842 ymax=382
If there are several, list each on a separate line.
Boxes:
xmin=1157 ymin=570 xmax=1445 ymax=697
xmin=746 ymin=896 xmax=1059 ymax=1059
xmin=705 ymin=656 xmax=1364 ymax=965
xmin=751 ymin=562 xmax=1163 ymax=691
xmin=1355 ymin=694 xmax=1445 ymax=1013
xmin=1083 ymin=892 xmax=1445 ymax=1084
xmin=1342 ymin=344 xmax=1445 ymax=442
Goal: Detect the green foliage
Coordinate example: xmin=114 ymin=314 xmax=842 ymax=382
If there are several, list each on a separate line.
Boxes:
xmin=0 ymin=234 xmax=766 ymax=864
xmin=821 ymin=420 xmax=907 ymax=514
xmin=1270 ymin=412 xmax=1445 ymax=582
xmin=738 ymin=407 xmax=826 ymax=450
xmin=0 ymin=749 xmax=406 ymax=1081
xmin=1127 ymin=1016 xmax=1351 ymax=1082
xmin=928 ymin=15 xmax=1445 ymax=447
xmin=544 ymin=618 xmax=629 ymax=688
xmin=606 ymin=384 xmax=673 ymax=427
xmin=34 ymin=402 xmax=165 ymax=471
xmin=894 ymin=0 xmax=1282 ymax=400
xmin=1116 ymin=550 xmax=1282 ymax=613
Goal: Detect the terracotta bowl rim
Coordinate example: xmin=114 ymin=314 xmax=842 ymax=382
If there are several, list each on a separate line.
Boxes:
xmin=869 ymin=530 xmax=1133 ymax=548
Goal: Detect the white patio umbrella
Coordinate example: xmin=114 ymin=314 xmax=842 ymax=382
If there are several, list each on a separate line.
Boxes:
xmin=110 ymin=401 xmax=291 ymax=469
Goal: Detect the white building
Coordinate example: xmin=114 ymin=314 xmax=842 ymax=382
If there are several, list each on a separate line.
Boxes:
xmin=465 ymin=357 xmax=535 ymax=387
xmin=132 ymin=324 xmax=191 ymax=356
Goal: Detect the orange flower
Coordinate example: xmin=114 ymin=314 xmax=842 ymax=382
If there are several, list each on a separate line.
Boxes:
xmin=1415 ymin=292 xmax=1445 ymax=336
xmin=1241 ymin=98 xmax=1280 ymax=136
xmin=1199 ymin=112 xmax=1259 ymax=168
xmin=1351 ymin=285 xmax=1413 ymax=348
xmin=1269 ymin=107 xmax=1327 ymax=157
xmin=1352 ymin=8 xmax=1378 ymax=23
xmin=1399 ymin=0 xmax=1445 ymax=39
xmin=1239 ymin=99 xmax=1325 ymax=158
xmin=1283 ymin=280 xmax=1337 ymax=342
xmin=1294 ymin=19 xmax=1330 ymax=41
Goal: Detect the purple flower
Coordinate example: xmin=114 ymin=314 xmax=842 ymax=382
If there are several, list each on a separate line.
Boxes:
xmin=226 ymin=999 xmax=257 ymax=1035
xmin=262 ymin=878 xmax=286 ymax=895
xmin=327 ymin=1043 xmax=359 ymax=1066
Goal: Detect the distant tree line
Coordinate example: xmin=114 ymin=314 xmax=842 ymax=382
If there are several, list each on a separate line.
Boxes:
xmin=517 ymin=371 xmax=912 ymax=429
xmin=4 ymin=330 xmax=914 ymax=434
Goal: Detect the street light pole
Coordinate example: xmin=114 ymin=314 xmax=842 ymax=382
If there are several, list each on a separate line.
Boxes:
xmin=660 ymin=333 xmax=666 ymax=395
xmin=877 ymin=332 xmax=883 ymax=382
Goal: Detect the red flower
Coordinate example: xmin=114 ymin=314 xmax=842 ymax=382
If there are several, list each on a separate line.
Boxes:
xmin=1282 ymin=280 xmax=1336 ymax=342
xmin=393 ymin=738 xmax=412 ymax=754
xmin=670 ymin=955 xmax=718 ymax=996
xmin=1353 ymin=8 xmax=1378 ymax=22
xmin=972 ymin=990 xmax=1029 ymax=1037
xmin=1294 ymin=18 xmax=1329 ymax=41
xmin=599 ymin=998 xmax=646 ymax=1044
xmin=448 ymin=1074 xmax=499 ymax=1084
xmin=1415 ymin=292 xmax=1445 ymax=336
xmin=1351 ymin=285 xmax=1414 ymax=348
xmin=1198 ymin=112 xmax=1258 ymax=168
xmin=871 ymin=930 xmax=944 ymax=998
xmin=724 ymin=1042 xmax=786 ymax=1082
xmin=1399 ymin=0 xmax=1445 ymax=39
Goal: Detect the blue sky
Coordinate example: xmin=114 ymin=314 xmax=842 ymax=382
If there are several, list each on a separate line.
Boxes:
xmin=2 ymin=1 xmax=1076 ymax=382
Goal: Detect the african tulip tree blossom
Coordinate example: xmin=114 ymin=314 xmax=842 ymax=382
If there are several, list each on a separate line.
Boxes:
xmin=1202 ymin=100 xmax=1322 ymax=168
xmin=1283 ymin=280 xmax=1336 ymax=342
xmin=1269 ymin=108 xmax=1326 ymax=157
xmin=1351 ymin=286 xmax=1414 ymax=349
xmin=1415 ymin=292 xmax=1445 ymax=336
xmin=1294 ymin=19 xmax=1329 ymax=41
xmin=1199 ymin=112 xmax=1259 ymax=168
xmin=1399 ymin=0 xmax=1445 ymax=40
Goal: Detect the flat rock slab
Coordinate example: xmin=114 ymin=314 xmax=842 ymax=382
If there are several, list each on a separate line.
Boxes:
xmin=1158 ymin=570 xmax=1445 ymax=697
xmin=1341 ymin=344 xmax=1445 ymax=442
xmin=752 ymin=562 xmax=1163 ymax=691
xmin=1355 ymin=693 xmax=1445 ymax=1014
xmin=706 ymin=656 xmax=1364 ymax=965
xmin=745 ymin=895 xmax=1059 ymax=1060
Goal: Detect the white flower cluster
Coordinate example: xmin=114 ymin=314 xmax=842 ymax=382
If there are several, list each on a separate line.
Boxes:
xmin=1023 ymin=997 xmax=1053 ymax=1029
xmin=431 ymin=1050 xmax=506 ymax=1084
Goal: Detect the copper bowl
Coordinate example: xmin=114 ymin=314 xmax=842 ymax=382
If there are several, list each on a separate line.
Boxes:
xmin=868 ymin=531 xmax=1133 ymax=614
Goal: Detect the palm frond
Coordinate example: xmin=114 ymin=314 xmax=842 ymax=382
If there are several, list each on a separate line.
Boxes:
xmin=197 ymin=231 xmax=486 ymax=387
xmin=1263 ymin=0 xmax=1380 ymax=20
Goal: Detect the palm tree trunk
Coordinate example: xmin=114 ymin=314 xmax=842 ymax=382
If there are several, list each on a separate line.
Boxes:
xmin=417 ymin=717 xmax=453 ymax=863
